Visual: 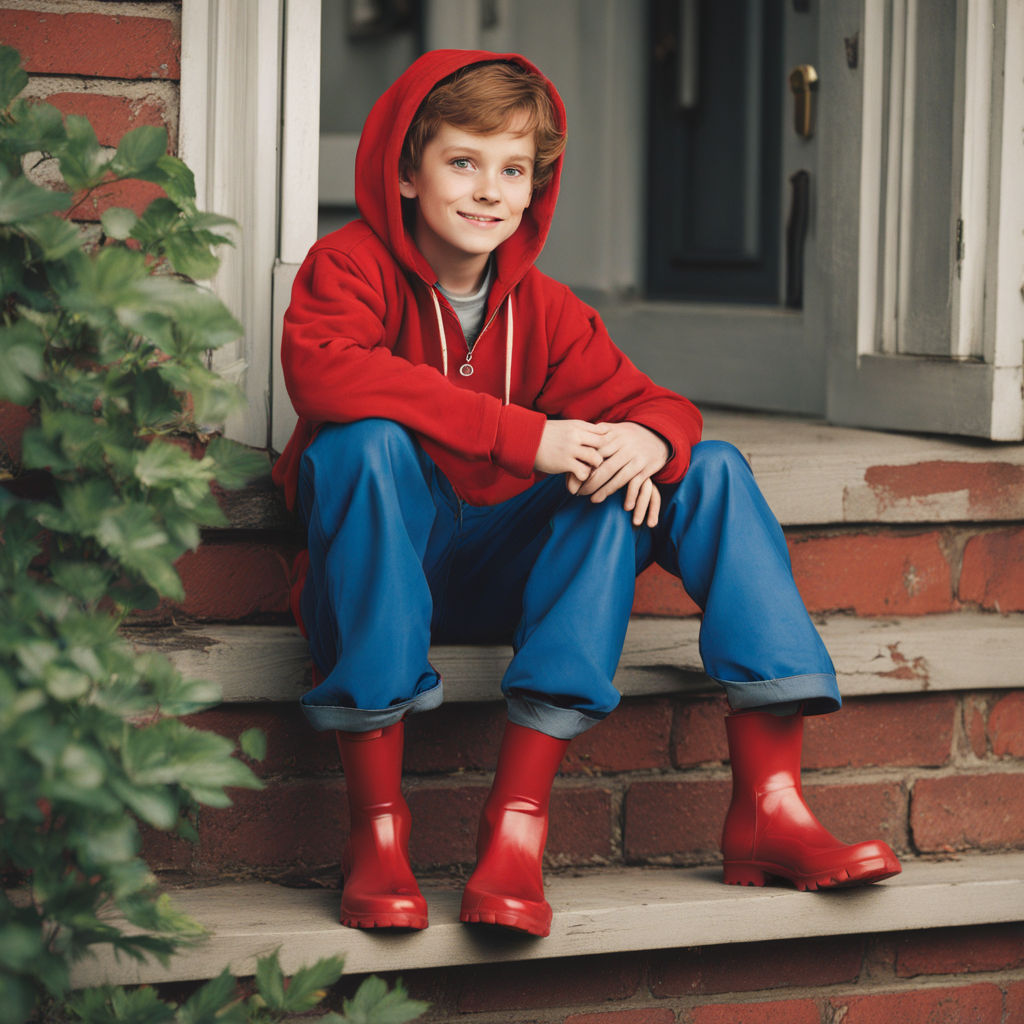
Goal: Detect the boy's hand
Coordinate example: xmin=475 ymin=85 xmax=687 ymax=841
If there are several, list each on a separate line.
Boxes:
xmin=534 ymin=419 xmax=606 ymax=482
xmin=567 ymin=421 xmax=670 ymax=527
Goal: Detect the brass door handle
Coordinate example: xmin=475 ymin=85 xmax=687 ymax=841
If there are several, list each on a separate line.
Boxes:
xmin=788 ymin=64 xmax=819 ymax=139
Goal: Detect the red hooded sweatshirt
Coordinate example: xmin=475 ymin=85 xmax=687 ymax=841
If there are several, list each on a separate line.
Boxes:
xmin=272 ymin=49 xmax=703 ymax=512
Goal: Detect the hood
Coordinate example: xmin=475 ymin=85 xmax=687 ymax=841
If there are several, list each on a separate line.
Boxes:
xmin=354 ymin=49 xmax=566 ymax=291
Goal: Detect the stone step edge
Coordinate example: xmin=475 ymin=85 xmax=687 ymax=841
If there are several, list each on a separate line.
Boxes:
xmin=70 ymin=852 xmax=1024 ymax=988
xmin=127 ymin=612 xmax=1024 ymax=705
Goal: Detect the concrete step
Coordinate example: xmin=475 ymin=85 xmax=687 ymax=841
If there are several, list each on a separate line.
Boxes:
xmin=70 ymin=852 xmax=1024 ymax=987
xmin=128 ymin=611 xmax=1024 ymax=705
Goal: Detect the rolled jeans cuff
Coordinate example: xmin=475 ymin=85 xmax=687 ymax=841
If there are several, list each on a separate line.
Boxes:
xmin=506 ymin=693 xmax=607 ymax=740
xmin=717 ymin=672 xmax=841 ymax=716
xmin=299 ymin=680 xmax=445 ymax=732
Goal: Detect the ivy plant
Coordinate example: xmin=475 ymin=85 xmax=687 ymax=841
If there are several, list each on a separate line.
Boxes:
xmin=0 ymin=46 xmax=426 ymax=1024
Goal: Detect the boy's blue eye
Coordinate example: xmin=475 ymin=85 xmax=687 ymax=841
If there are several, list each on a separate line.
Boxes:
xmin=503 ymin=167 xmax=523 ymax=177
xmin=452 ymin=158 xmax=471 ymax=169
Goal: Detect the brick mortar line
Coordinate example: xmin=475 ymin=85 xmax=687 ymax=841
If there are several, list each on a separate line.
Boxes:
xmin=1 ymin=1 xmax=181 ymax=22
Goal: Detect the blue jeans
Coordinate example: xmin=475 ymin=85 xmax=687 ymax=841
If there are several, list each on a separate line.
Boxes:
xmin=296 ymin=419 xmax=839 ymax=738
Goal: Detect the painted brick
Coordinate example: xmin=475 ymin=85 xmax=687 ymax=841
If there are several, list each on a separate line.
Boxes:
xmin=829 ymin=983 xmax=1004 ymax=1024
xmin=195 ymin=778 xmax=345 ymax=874
xmin=624 ymin=779 xmax=731 ymax=860
xmin=689 ymin=999 xmax=821 ymax=1024
xmin=988 ymin=692 xmax=1024 ymax=758
xmin=454 ymin=953 xmax=642 ymax=1013
xmin=650 ymin=935 xmax=863 ymax=996
xmin=802 ymin=695 xmax=956 ymax=769
xmin=183 ymin=704 xmax=339 ymax=779
xmin=44 ymin=91 xmax=174 ymax=149
xmin=789 ymin=531 xmax=954 ymax=615
xmin=895 ymin=923 xmax=1024 ymax=977
xmin=403 ymin=704 xmax=506 ymax=774
xmin=966 ymin=696 xmax=990 ymax=759
xmin=911 ymin=774 xmax=1024 ymax=852
xmin=672 ymin=698 xmax=730 ymax=767
xmin=0 ymin=10 xmax=180 ymax=80
xmin=959 ymin=528 xmax=1024 ymax=612
xmin=69 ymin=178 xmax=168 ymax=220
xmin=633 ymin=563 xmax=700 ymax=616
xmin=407 ymin=784 xmax=613 ymax=868
xmin=565 ymin=1011 xmax=675 ymax=1024
xmin=864 ymin=460 xmax=1024 ymax=520
xmin=563 ymin=699 xmax=674 ymax=774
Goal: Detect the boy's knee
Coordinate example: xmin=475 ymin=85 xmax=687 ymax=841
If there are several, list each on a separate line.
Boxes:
xmin=303 ymin=418 xmax=418 ymax=479
xmin=688 ymin=440 xmax=751 ymax=481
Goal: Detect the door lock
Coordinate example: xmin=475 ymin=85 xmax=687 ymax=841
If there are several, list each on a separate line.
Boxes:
xmin=788 ymin=64 xmax=819 ymax=139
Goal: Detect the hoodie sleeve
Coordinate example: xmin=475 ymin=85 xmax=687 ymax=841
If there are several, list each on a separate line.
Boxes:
xmin=535 ymin=289 xmax=703 ymax=482
xmin=280 ymin=245 xmax=545 ymax=474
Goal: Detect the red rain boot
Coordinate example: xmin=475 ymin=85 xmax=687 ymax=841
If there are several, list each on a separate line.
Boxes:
xmin=721 ymin=710 xmax=901 ymax=890
xmin=335 ymin=722 xmax=428 ymax=929
xmin=460 ymin=722 xmax=570 ymax=936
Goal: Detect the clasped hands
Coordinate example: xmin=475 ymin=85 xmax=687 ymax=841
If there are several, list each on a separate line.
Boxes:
xmin=533 ymin=419 xmax=670 ymax=528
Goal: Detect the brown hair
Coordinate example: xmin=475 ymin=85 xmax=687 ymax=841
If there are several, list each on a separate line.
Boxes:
xmin=400 ymin=61 xmax=566 ymax=192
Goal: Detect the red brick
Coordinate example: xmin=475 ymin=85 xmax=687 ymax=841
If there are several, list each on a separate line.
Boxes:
xmin=802 ymin=696 xmax=955 ymax=769
xmin=407 ymin=784 xmax=613 ymax=868
xmin=0 ymin=402 xmax=32 ymax=465
xmin=564 ymin=699 xmax=673 ymax=774
xmin=624 ymin=779 xmax=731 ymax=860
xmin=634 ymin=563 xmax=700 ymax=616
xmin=959 ymin=528 xmax=1024 ymax=612
xmin=789 ymin=531 xmax=954 ymax=615
xmin=45 ymin=91 xmax=174 ymax=149
xmin=988 ymin=692 xmax=1024 ymax=758
xmin=174 ymin=542 xmax=297 ymax=620
xmin=195 ymin=778 xmax=345 ymax=874
xmin=803 ymin=781 xmax=909 ymax=853
xmin=651 ymin=935 xmax=862 ymax=996
xmin=455 ymin=953 xmax=642 ymax=1013
xmin=70 ymin=178 xmax=172 ymax=222
xmin=0 ymin=10 xmax=180 ymax=79
xmin=403 ymin=704 xmax=507 ymax=773
xmin=830 ymin=983 xmax=1004 ymax=1023
xmin=672 ymin=698 xmax=730 ymax=767
xmin=566 ymin=1011 xmax=675 ymax=1024
xmin=864 ymin=460 xmax=1024 ymax=520
xmin=183 ymin=704 xmax=339 ymax=779
xmin=139 ymin=822 xmax=193 ymax=872
xmin=1006 ymin=981 xmax=1024 ymax=1024
xmin=690 ymin=999 xmax=820 ymax=1024
xmin=895 ymin=924 xmax=1024 ymax=977
xmin=911 ymin=774 xmax=1024 ymax=852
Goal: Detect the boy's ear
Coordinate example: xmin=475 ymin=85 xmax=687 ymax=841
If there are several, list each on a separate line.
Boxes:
xmin=398 ymin=175 xmax=418 ymax=200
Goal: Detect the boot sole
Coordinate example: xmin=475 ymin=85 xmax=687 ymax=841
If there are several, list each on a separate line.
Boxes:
xmin=723 ymin=855 xmax=902 ymax=891
xmin=340 ymin=911 xmax=428 ymax=930
xmin=460 ymin=907 xmax=550 ymax=936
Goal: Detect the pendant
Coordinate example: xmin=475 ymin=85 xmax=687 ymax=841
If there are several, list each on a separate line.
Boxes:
xmin=459 ymin=363 xmax=474 ymax=377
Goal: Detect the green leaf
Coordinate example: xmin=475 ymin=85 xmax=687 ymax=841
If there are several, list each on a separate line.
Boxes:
xmin=58 ymin=114 xmax=108 ymax=191
xmin=101 ymin=206 xmax=138 ymax=240
xmin=110 ymin=125 xmax=167 ymax=178
xmin=254 ymin=951 xmax=287 ymax=1010
xmin=238 ymin=728 xmax=266 ymax=762
xmin=342 ymin=975 xmax=429 ymax=1024
xmin=0 ymin=320 xmax=45 ymax=404
xmin=0 ymin=44 xmax=29 ymax=109
xmin=109 ymin=778 xmax=179 ymax=831
xmin=177 ymin=968 xmax=246 ymax=1024
xmin=20 ymin=212 xmax=82 ymax=260
xmin=204 ymin=437 xmax=269 ymax=490
xmin=0 ymin=170 xmax=71 ymax=223
xmin=275 ymin=955 xmax=345 ymax=1012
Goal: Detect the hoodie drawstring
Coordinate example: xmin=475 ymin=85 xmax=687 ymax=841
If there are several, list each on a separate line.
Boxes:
xmin=430 ymin=287 xmax=513 ymax=406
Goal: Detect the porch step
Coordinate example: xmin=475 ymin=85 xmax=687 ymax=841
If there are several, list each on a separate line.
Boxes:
xmin=128 ymin=611 xmax=1024 ymax=705
xmin=70 ymin=852 xmax=1024 ymax=987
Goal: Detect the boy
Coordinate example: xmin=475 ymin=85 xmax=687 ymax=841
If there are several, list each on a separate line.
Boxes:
xmin=273 ymin=50 xmax=900 ymax=937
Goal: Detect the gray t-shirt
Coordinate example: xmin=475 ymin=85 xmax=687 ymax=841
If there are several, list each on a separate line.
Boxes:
xmin=437 ymin=260 xmax=494 ymax=346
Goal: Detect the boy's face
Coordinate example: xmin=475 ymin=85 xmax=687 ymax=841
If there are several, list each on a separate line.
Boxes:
xmin=399 ymin=118 xmax=535 ymax=288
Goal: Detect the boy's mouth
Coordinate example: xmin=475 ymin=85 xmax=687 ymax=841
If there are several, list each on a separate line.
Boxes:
xmin=459 ymin=212 xmax=501 ymax=223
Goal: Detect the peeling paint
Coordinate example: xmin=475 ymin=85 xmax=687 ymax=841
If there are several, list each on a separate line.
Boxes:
xmin=880 ymin=643 xmax=931 ymax=685
xmin=864 ymin=461 xmax=1024 ymax=520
